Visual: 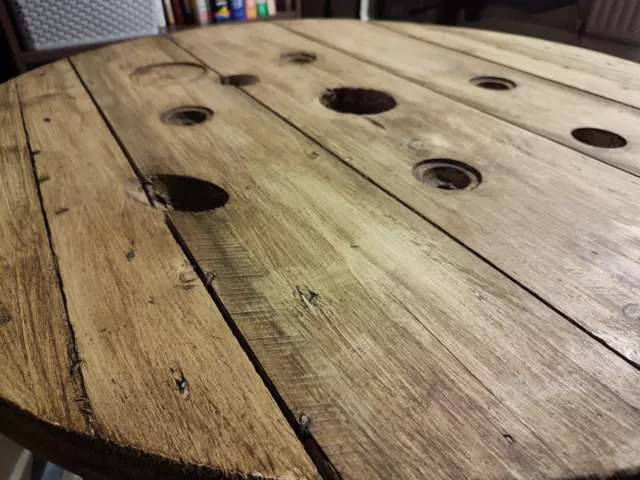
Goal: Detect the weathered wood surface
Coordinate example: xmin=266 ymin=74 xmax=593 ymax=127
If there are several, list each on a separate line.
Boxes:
xmin=0 ymin=79 xmax=88 ymax=436
xmin=12 ymin=59 xmax=317 ymax=480
xmin=172 ymin=21 xmax=640 ymax=366
xmin=378 ymin=21 xmax=640 ymax=110
xmin=282 ymin=19 xmax=640 ymax=177
xmin=1 ymin=19 xmax=640 ymax=480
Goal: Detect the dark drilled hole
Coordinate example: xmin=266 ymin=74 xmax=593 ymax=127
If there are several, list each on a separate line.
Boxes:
xmin=319 ymin=87 xmax=397 ymax=115
xmin=220 ymin=74 xmax=260 ymax=86
xmin=144 ymin=174 xmax=229 ymax=212
xmin=160 ymin=106 xmax=213 ymax=126
xmin=412 ymin=159 xmax=481 ymax=191
xmin=279 ymin=51 xmax=317 ymax=64
xmin=470 ymin=76 xmax=516 ymax=90
xmin=130 ymin=62 xmax=207 ymax=86
xmin=571 ymin=128 xmax=627 ymax=149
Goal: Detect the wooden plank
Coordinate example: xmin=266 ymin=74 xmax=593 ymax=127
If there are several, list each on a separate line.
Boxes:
xmin=0 ymin=79 xmax=88 ymax=437
xmin=281 ymin=20 xmax=640 ymax=178
xmin=71 ymin=34 xmax=640 ymax=479
xmin=171 ymin=21 xmax=640 ymax=366
xmin=16 ymin=60 xmax=318 ymax=480
xmin=376 ymin=21 xmax=640 ymax=110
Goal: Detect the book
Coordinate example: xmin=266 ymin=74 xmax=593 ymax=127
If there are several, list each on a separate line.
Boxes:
xmin=245 ymin=0 xmax=257 ymax=19
xmin=192 ymin=0 xmax=211 ymax=24
xmin=256 ymin=0 xmax=268 ymax=17
xmin=267 ymin=0 xmax=276 ymax=15
xmin=213 ymin=0 xmax=230 ymax=21
xmin=171 ymin=0 xmax=184 ymax=24
xmin=155 ymin=0 xmax=167 ymax=27
xmin=182 ymin=0 xmax=195 ymax=23
xmin=229 ymin=0 xmax=245 ymax=20
xmin=163 ymin=0 xmax=175 ymax=24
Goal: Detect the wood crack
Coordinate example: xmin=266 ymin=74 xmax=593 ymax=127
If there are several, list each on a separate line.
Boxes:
xmin=16 ymin=86 xmax=95 ymax=436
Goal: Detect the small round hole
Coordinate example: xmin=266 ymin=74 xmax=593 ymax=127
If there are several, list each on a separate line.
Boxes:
xmin=161 ymin=106 xmax=213 ymax=126
xmin=220 ymin=74 xmax=260 ymax=86
xmin=470 ymin=76 xmax=516 ymax=90
xmin=279 ymin=51 xmax=317 ymax=64
xmin=413 ymin=159 xmax=481 ymax=191
xmin=571 ymin=128 xmax=627 ymax=149
xmin=144 ymin=174 xmax=229 ymax=212
xmin=130 ymin=62 xmax=207 ymax=86
xmin=319 ymin=87 xmax=397 ymax=115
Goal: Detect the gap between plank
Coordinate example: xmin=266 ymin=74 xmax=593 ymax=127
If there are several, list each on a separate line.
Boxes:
xmin=67 ymin=57 xmax=342 ymax=480
xmin=166 ymin=35 xmax=640 ymax=374
xmin=372 ymin=22 xmax=640 ymax=116
xmin=15 ymin=85 xmax=96 ymax=436
xmin=275 ymin=22 xmax=640 ymax=181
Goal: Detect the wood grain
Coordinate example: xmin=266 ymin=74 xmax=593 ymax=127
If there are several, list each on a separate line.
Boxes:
xmin=0 ymin=79 xmax=87 ymax=435
xmin=281 ymin=19 xmax=640 ymax=177
xmin=377 ymin=21 xmax=640 ymax=110
xmin=16 ymin=59 xmax=317 ymax=480
xmin=71 ymin=34 xmax=640 ymax=479
xmin=171 ymin=21 xmax=640 ymax=365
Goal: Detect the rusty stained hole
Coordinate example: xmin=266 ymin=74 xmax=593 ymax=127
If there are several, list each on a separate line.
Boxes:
xmin=413 ymin=159 xmax=481 ymax=191
xmin=160 ymin=106 xmax=213 ymax=126
xmin=219 ymin=74 xmax=260 ymax=86
xmin=130 ymin=62 xmax=207 ymax=86
xmin=279 ymin=51 xmax=317 ymax=64
xmin=571 ymin=128 xmax=627 ymax=149
xmin=320 ymin=88 xmax=397 ymax=115
xmin=144 ymin=174 xmax=229 ymax=213
xmin=470 ymin=76 xmax=516 ymax=90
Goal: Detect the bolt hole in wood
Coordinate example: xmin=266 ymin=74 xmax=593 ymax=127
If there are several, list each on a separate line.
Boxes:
xmin=571 ymin=127 xmax=627 ymax=149
xmin=279 ymin=51 xmax=317 ymax=64
xmin=160 ymin=106 xmax=213 ymax=126
xmin=470 ymin=76 xmax=516 ymax=90
xmin=129 ymin=62 xmax=207 ymax=86
xmin=144 ymin=174 xmax=229 ymax=212
xmin=320 ymin=87 xmax=397 ymax=115
xmin=413 ymin=159 xmax=482 ymax=190
xmin=219 ymin=74 xmax=260 ymax=86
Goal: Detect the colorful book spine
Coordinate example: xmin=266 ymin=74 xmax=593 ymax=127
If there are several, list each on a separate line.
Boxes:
xmin=192 ymin=0 xmax=211 ymax=24
xmin=181 ymin=0 xmax=194 ymax=23
xmin=163 ymin=0 xmax=175 ymax=25
xmin=245 ymin=0 xmax=257 ymax=19
xmin=171 ymin=0 xmax=184 ymax=24
xmin=256 ymin=0 xmax=268 ymax=17
xmin=267 ymin=0 xmax=276 ymax=15
xmin=229 ymin=0 xmax=245 ymax=20
xmin=213 ymin=0 xmax=230 ymax=21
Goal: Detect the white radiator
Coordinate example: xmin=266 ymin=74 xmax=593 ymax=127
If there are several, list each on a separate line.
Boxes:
xmin=585 ymin=0 xmax=640 ymax=44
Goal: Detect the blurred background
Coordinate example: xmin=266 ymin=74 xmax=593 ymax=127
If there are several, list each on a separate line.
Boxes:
xmin=2 ymin=0 xmax=640 ymax=85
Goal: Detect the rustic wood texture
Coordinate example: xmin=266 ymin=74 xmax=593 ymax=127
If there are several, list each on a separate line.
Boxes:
xmin=281 ymin=19 xmax=640 ymax=177
xmin=171 ymin=21 xmax=640 ymax=366
xmin=67 ymin=33 xmax=640 ymax=479
xmin=0 ymin=80 xmax=87 ymax=431
xmin=377 ymin=21 xmax=640 ymax=110
xmin=15 ymin=59 xmax=317 ymax=480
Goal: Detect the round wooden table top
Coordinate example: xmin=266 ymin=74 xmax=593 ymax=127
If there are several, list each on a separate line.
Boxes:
xmin=2 ymin=18 xmax=640 ymax=480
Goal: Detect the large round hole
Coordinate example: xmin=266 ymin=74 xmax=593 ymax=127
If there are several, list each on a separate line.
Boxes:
xmin=413 ymin=159 xmax=481 ymax=191
xmin=571 ymin=128 xmax=627 ymax=149
xmin=280 ymin=51 xmax=317 ymax=64
xmin=470 ymin=76 xmax=516 ymax=90
xmin=144 ymin=174 xmax=229 ymax=212
xmin=319 ymin=88 xmax=397 ymax=115
xmin=220 ymin=74 xmax=260 ymax=86
xmin=130 ymin=62 xmax=207 ymax=86
xmin=161 ymin=106 xmax=213 ymax=126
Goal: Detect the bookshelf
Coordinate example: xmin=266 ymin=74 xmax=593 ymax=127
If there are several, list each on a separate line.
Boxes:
xmin=1 ymin=0 xmax=300 ymax=73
